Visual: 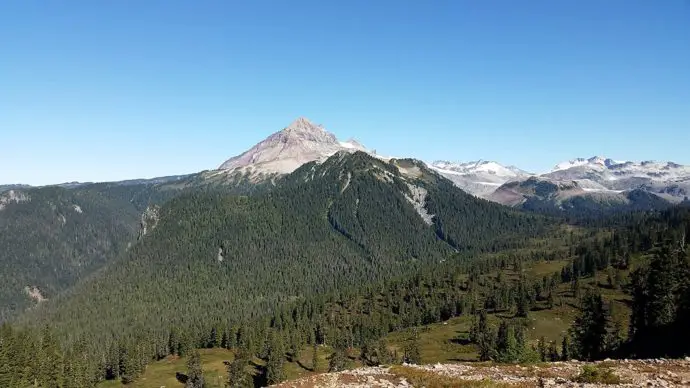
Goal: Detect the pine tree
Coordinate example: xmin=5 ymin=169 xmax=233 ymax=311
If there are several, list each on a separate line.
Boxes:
xmin=185 ymin=350 xmax=205 ymax=388
xmin=495 ymin=320 xmax=519 ymax=363
xmin=516 ymin=280 xmax=529 ymax=318
xmin=265 ymin=334 xmax=285 ymax=385
xmin=328 ymin=345 xmax=347 ymax=372
xmin=403 ymin=329 xmax=422 ymax=364
xmin=227 ymin=354 xmax=252 ymax=388
xmin=548 ymin=341 xmax=559 ymax=362
xmin=38 ymin=326 xmax=62 ymax=388
xmin=475 ymin=310 xmax=495 ymax=361
xmin=208 ymin=327 xmax=219 ymax=348
xmin=538 ymin=336 xmax=547 ymax=362
xmin=221 ymin=330 xmax=231 ymax=350
xmin=561 ymin=337 xmax=570 ymax=361
xmin=376 ymin=339 xmax=393 ymax=365
xmin=570 ymin=290 xmax=609 ymax=361
xmin=311 ymin=343 xmax=320 ymax=372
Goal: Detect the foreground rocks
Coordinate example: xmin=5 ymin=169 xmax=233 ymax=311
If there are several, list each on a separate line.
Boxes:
xmin=272 ymin=359 xmax=690 ymax=387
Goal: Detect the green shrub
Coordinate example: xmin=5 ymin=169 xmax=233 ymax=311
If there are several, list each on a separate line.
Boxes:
xmin=574 ymin=365 xmax=621 ymax=384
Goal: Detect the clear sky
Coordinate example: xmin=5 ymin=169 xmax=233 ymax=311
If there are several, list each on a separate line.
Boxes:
xmin=1 ymin=0 xmax=689 ymax=185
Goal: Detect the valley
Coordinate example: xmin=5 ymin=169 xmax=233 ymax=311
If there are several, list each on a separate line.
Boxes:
xmin=0 ymin=119 xmax=688 ymax=388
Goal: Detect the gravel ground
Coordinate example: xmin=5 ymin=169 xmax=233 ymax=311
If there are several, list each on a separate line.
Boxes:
xmin=272 ymin=358 xmax=690 ymax=388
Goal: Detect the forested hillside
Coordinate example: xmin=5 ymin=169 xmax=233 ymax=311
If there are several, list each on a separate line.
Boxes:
xmin=2 ymin=153 xmax=689 ymax=387
xmin=10 ymin=152 xmax=550 ymax=385
xmin=0 ymin=170 xmax=269 ymax=322
xmin=0 ymin=186 xmax=140 ymax=320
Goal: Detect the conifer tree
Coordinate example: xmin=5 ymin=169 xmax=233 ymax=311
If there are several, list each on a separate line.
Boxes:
xmin=495 ymin=320 xmax=518 ymax=363
xmin=377 ymin=339 xmax=393 ymax=365
xmin=548 ymin=341 xmax=559 ymax=362
xmin=227 ymin=354 xmax=252 ymax=388
xmin=328 ymin=344 xmax=347 ymax=372
xmin=403 ymin=329 xmax=422 ymax=364
xmin=265 ymin=334 xmax=285 ymax=385
xmin=538 ymin=336 xmax=547 ymax=362
xmin=185 ymin=350 xmax=205 ymax=388
xmin=474 ymin=310 xmax=495 ymax=361
xmin=561 ymin=337 xmax=570 ymax=361
xmin=570 ymin=290 xmax=609 ymax=361
xmin=311 ymin=343 xmax=320 ymax=372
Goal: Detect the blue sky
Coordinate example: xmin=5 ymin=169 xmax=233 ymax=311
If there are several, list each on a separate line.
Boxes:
xmin=1 ymin=0 xmax=689 ymax=185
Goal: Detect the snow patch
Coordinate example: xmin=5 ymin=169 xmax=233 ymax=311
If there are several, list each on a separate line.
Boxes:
xmin=72 ymin=204 xmax=83 ymax=213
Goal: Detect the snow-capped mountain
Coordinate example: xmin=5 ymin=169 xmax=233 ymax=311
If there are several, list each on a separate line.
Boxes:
xmin=551 ymin=156 xmax=627 ymax=172
xmin=215 ymin=118 xmax=688 ymax=210
xmin=481 ymin=156 xmax=690 ymax=211
xmin=218 ymin=117 xmax=370 ymax=177
xmin=429 ymin=160 xmax=531 ymax=198
xmin=544 ymin=156 xmax=690 ymax=198
xmin=549 ymin=156 xmax=690 ymax=180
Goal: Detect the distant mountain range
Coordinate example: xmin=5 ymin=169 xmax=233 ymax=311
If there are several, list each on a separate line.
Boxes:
xmin=4 ymin=117 xmax=689 ymax=214
xmin=2 ymin=117 xmax=688 ymax=386
xmin=212 ymin=118 xmax=689 ymax=213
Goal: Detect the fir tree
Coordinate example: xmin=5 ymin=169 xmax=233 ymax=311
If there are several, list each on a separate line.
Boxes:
xmin=403 ymin=330 xmax=422 ymax=364
xmin=570 ymin=290 xmax=609 ymax=361
xmin=495 ymin=320 xmax=517 ymax=363
xmin=265 ymin=334 xmax=285 ymax=385
xmin=538 ymin=336 xmax=547 ymax=362
xmin=227 ymin=354 xmax=252 ymax=388
xmin=185 ymin=350 xmax=205 ymax=388
xmin=311 ymin=343 xmax=320 ymax=372
xmin=561 ymin=337 xmax=570 ymax=361
xmin=377 ymin=339 xmax=393 ymax=365
xmin=474 ymin=310 xmax=496 ymax=361
xmin=548 ymin=341 xmax=560 ymax=362
xmin=328 ymin=344 xmax=347 ymax=372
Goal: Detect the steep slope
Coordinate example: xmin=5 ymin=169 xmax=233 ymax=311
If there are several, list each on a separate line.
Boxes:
xmin=218 ymin=117 xmax=370 ymax=179
xmin=0 ymin=161 xmax=280 ymax=322
xmin=467 ymin=156 xmax=689 ymax=214
xmin=429 ymin=160 xmax=530 ymax=198
xmin=0 ymin=186 xmax=141 ymax=321
xmin=22 ymin=152 xmax=550 ymax=349
xmin=545 ymin=156 xmax=690 ymax=200
xmin=489 ymin=177 xmax=672 ymax=217
xmin=432 ymin=155 xmax=688 ymax=211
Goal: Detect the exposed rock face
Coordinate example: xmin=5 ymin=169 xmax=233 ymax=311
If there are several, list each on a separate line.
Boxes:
xmin=0 ymin=190 xmax=30 ymax=211
xmin=489 ymin=177 xmax=586 ymax=206
xmin=218 ymin=117 xmax=369 ymax=178
xmin=433 ymin=156 xmax=690 ymax=206
xmin=272 ymin=359 xmax=690 ymax=388
xmin=404 ymin=183 xmax=434 ymax=225
xmin=24 ymin=286 xmax=47 ymax=303
xmin=138 ymin=205 xmax=160 ymax=240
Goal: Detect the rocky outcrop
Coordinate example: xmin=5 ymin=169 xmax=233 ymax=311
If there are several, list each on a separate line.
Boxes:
xmin=272 ymin=359 xmax=690 ymax=387
xmin=138 ymin=205 xmax=160 ymax=240
xmin=0 ymin=190 xmax=30 ymax=211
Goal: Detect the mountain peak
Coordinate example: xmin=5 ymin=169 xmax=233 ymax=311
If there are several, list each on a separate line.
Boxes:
xmin=218 ymin=118 xmax=369 ymax=176
xmin=283 ymin=117 xmax=323 ymax=133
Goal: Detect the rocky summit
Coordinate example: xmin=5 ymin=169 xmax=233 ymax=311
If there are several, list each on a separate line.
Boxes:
xmin=218 ymin=117 xmax=369 ymax=177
